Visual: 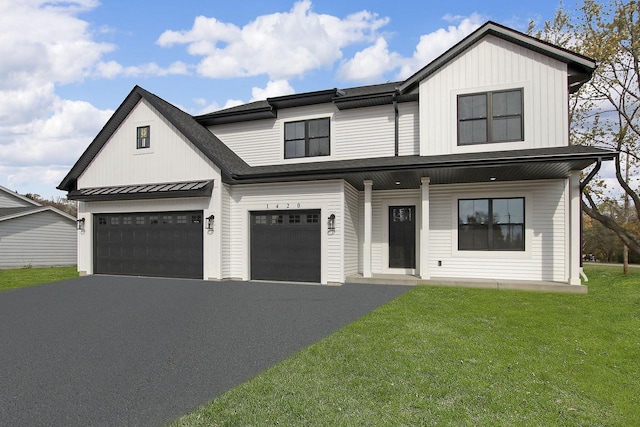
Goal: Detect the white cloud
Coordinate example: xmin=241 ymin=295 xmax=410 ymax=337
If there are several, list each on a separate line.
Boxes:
xmin=96 ymin=60 xmax=191 ymax=78
xmin=337 ymin=37 xmax=400 ymax=83
xmin=157 ymin=0 xmax=389 ymax=80
xmin=0 ymin=0 xmax=117 ymax=197
xmin=396 ymin=13 xmax=484 ymax=79
xmin=250 ymin=80 xmax=295 ymax=101
xmin=338 ymin=13 xmax=484 ymax=83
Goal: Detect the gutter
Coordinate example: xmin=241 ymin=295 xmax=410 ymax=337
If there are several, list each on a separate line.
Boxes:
xmin=230 ymin=151 xmax=612 ymax=181
xmin=578 ymin=157 xmax=603 ymax=282
xmin=393 ymin=89 xmax=399 ymax=156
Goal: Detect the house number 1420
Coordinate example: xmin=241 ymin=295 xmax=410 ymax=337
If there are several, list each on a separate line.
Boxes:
xmin=266 ymin=203 xmax=300 ymax=209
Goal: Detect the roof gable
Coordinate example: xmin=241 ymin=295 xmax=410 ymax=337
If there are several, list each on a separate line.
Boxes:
xmin=0 ymin=185 xmax=40 ymax=208
xmin=57 ymin=86 xmax=249 ymax=192
xmin=0 ymin=206 xmax=76 ymax=223
xmin=399 ymin=21 xmax=596 ymax=94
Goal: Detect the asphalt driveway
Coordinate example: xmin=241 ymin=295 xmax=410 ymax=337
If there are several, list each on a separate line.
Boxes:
xmin=0 ymin=276 xmax=410 ymax=426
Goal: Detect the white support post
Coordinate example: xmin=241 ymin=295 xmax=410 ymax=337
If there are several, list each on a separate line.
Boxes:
xmin=569 ymin=171 xmax=581 ymax=285
xmin=363 ymin=180 xmax=373 ymax=278
xmin=420 ymin=177 xmax=430 ymax=280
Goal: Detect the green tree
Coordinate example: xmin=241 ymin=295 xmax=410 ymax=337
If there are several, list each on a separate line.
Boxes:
xmin=529 ymin=0 xmax=640 ymax=263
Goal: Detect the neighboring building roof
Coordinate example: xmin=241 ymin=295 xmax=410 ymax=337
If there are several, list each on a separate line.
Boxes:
xmin=400 ymin=21 xmax=596 ymax=94
xmin=0 ymin=206 xmax=76 ymax=223
xmin=68 ymin=180 xmax=214 ymax=202
xmin=0 ymin=185 xmax=41 ymax=207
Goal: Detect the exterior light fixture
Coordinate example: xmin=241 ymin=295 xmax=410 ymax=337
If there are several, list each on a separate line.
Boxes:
xmin=76 ymin=217 xmax=85 ymax=231
xmin=328 ymin=214 xmax=336 ymax=232
xmin=206 ymin=215 xmax=215 ymax=230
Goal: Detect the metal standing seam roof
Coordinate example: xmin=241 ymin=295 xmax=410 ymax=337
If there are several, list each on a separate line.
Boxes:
xmin=67 ymin=180 xmax=214 ymax=201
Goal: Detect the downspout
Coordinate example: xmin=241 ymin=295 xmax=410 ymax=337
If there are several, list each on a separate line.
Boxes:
xmin=393 ymin=89 xmax=399 ymax=156
xmin=578 ymin=157 xmax=602 ymax=282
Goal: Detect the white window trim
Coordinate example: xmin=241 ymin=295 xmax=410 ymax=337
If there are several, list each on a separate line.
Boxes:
xmin=450 ymin=189 xmax=533 ymax=259
xmin=279 ymin=112 xmax=335 ymax=164
xmin=450 ymin=81 xmax=532 ymax=155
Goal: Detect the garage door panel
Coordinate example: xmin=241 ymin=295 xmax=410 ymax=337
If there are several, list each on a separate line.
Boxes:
xmin=250 ymin=210 xmax=321 ymax=283
xmin=94 ymin=211 xmax=203 ymax=279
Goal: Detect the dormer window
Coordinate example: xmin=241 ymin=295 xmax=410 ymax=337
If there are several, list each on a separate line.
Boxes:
xmin=458 ymin=89 xmax=523 ymax=145
xmin=137 ymin=126 xmax=150 ymax=149
xmin=284 ymin=118 xmax=330 ymax=159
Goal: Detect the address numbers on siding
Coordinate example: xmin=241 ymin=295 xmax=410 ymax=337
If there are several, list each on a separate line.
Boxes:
xmin=266 ymin=203 xmax=301 ymax=209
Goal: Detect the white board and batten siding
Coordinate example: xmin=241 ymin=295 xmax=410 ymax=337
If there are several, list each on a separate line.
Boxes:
xmin=429 ymin=180 xmax=568 ymax=282
xmin=0 ymin=211 xmax=76 ymax=268
xmin=419 ymin=34 xmax=569 ymax=156
xmin=210 ymin=101 xmax=420 ymax=166
xmin=225 ymin=180 xmax=346 ymax=284
xmin=78 ymin=99 xmax=216 ymax=189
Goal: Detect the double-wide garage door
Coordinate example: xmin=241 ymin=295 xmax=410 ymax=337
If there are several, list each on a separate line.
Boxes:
xmin=250 ymin=210 xmax=321 ymax=283
xmin=94 ymin=211 xmax=203 ymax=279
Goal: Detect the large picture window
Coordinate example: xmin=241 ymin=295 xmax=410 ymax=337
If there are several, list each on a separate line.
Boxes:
xmin=458 ymin=89 xmax=523 ymax=145
xmin=284 ymin=118 xmax=330 ymax=159
xmin=458 ymin=197 xmax=525 ymax=251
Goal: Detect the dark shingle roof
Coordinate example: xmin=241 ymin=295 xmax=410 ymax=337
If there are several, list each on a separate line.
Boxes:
xmin=57 ymin=86 xmax=250 ymax=192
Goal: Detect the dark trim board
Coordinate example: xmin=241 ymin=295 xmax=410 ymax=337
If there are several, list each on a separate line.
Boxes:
xmin=93 ymin=211 xmax=203 ymax=279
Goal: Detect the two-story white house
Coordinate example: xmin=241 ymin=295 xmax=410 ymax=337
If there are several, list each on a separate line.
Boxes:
xmin=58 ymin=22 xmax=615 ymax=289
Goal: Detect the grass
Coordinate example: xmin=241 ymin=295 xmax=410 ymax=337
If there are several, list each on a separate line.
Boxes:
xmin=170 ymin=265 xmax=640 ymax=426
xmin=0 ymin=265 xmax=78 ymax=291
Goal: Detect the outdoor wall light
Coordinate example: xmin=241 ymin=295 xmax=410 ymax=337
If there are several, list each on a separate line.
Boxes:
xmin=76 ymin=217 xmax=85 ymax=231
xmin=206 ymin=214 xmax=215 ymax=230
xmin=327 ymin=213 xmax=336 ymax=232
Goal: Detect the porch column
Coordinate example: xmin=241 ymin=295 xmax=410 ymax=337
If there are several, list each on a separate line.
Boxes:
xmin=420 ymin=177 xmax=430 ymax=280
xmin=569 ymin=171 xmax=581 ymax=285
xmin=363 ymin=180 xmax=373 ymax=278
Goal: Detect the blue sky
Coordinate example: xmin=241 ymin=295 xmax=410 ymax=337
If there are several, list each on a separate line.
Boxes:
xmin=0 ymin=0 xmax=577 ymax=199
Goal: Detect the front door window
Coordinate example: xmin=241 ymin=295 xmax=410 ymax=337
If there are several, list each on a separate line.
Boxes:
xmin=389 ymin=206 xmax=416 ymax=269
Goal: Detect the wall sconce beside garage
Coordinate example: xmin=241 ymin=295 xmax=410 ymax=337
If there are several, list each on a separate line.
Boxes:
xmin=327 ymin=213 xmax=336 ymax=234
xmin=206 ymin=215 xmax=215 ymax=231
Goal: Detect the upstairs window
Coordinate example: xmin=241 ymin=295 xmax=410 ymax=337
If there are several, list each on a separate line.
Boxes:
xmin=284 ymin=118 xmax=330 ymax=159
xmin=458 ymin=197 xmax=525 ymax=251
xmin=458 ymin=89 xmax=523 ymax=145
xmin=137 ymin=125 xmax=150 ymax=149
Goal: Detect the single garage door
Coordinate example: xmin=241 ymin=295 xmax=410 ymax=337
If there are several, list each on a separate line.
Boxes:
xmin=94 ymin=211 xmax=203 ymax=279
xmin=250 ymin=210 xmax=321 ymax=283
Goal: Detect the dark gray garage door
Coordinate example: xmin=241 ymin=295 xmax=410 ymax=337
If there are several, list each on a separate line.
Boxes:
xmin=250 ymin=210 xmax=321 ymax=283
xmin=94 ymin=211 xmax=203 ymax=279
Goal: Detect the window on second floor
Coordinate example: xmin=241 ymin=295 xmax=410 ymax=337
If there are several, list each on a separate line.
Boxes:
xmin=458 ymin=89 xmax=523 ymax=145
xmin=284 ymin=118 xmax=330 ymax=159
xmin=137 ymin=125 xmax=150 ymax=149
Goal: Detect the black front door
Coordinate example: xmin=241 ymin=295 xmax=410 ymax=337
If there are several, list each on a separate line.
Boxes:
xmin=389 ymin=206 xmax=416 ymax=269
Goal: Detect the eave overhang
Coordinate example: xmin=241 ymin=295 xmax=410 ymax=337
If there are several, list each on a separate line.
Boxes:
xmin=227 ymin=146 xmax=616 ymax=191
xmin=67 ymin=180 xmax=214 ymax=202
xmin=196 ymin=106 xmax=276 ymax=126
xmin=399 ymin=21 xmax=596 ymax=95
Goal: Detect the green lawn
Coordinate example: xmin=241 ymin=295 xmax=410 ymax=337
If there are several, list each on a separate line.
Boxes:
xmin=0 ymin=266 xmax=78 ymax=291
xmin=170 ymin=265 xmax=640 ymax=426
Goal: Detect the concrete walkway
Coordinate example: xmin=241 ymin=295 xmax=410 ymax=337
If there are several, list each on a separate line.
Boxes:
xmin=0 ymin=276 xmax=410 ymax=426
